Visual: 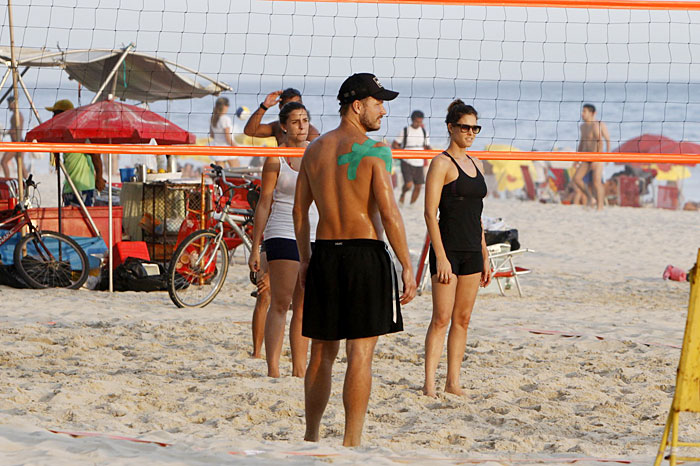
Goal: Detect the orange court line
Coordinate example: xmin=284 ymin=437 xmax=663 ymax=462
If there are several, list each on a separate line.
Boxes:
xmin=2 ymin=142 xmax=699 ymax=164
xmin=268 ymin=0 xmax=700 ymax=11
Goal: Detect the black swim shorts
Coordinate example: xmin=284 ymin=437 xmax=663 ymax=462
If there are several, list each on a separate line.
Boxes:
xmin=400 ymin=160 xmax=425 ymax=185
xmin=429 ymin=246 xmax=483 ymax=277
xmin=302 ymin=239 xmax=403 ymax=341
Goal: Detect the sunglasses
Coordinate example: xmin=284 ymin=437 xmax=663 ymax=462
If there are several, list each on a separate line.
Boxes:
xmin=452 ymin=124 xmax=481 ymax=134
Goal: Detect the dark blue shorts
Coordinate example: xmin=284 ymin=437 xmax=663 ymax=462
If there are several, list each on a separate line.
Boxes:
xmin=264 ymin=238 xmax=300 ymax=262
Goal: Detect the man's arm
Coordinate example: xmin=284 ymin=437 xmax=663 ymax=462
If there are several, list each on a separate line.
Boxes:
xmin=243 ymin=91 xmax=282 ymax=138
xmin=601 ymin=122 xmax=611 ymax=153
xmin=391 ymin=140 xmax=402 ymax=150
xmin=90 ymin=154 xmax=105 ymax=191
xmin=577 ymin=124 xmax=583 ymax=152
xmin=293 ymin=153 xmax=314 ymax=285
xmin=370 ymin=149 xmax=416 ymax=304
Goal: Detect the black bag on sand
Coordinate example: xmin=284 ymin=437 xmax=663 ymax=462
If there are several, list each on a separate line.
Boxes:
xmin=485 ymin=229 xmax=521 ymax=251
xmin=98 ymin=257 xmax=167 ymax=292
xmin=0 ymin=263 xmax=30 ymax=288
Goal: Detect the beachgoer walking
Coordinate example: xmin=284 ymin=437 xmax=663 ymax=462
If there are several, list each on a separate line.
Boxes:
xmin=45 ymin=99 xmax=105 ymax=207
xmin=392 ymin=109 xmax=432 ymax=205
xmin=2 ymin=96 xmax=27 ymax=179
xmin=249 ymin=102 xmax=318 ymax=378
xmin=573 ymin=103 xmax=610 ymax=210
xmin=422 ymin=100 xmax=491 ymax=398
xmin=210 ymin=96 xmax=240 ymax=168
xmin=244 ymin=88 xmax=320 ymax=146
xmin=293 ymin=73 xmax=416 ymax=446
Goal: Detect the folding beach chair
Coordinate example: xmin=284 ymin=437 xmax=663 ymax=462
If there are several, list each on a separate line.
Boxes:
xmin=521 ymin=165 xmax=537 ymax=201
xmin=657 ymin=185 xmax=680 ymax=210
xmin=487 ymin=243 xmax=534 ymax=297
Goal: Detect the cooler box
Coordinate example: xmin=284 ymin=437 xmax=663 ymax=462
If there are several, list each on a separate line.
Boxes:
xmin=28 ymin=206 xmax=123 ymax=248
xmin=113 ymin=241 xmax=150 ymax=268
xmin=0 ymin=178 xmax=18 ymax=200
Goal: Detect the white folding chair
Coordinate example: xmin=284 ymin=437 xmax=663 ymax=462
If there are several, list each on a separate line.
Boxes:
xmin=487 ymin=243 xmax=534 ymax=297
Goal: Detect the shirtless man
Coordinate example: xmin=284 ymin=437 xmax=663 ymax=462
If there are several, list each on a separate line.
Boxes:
xmin=293 ymin=73 xmax=416 ymax=447
xmin=573 ymin=103 xmax=610 ymax=210
xmin=244 ymin=88 xmax=321 ymax=145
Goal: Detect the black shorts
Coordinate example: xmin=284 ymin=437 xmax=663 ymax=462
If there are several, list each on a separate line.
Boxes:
xmin=303 ymin=239 xmax=403 ymax=341
xmin=429 ymin=246 xmax=483 ymax=276
xmin=264 ymin=238 xmax=299 ymax=262
xmin=401 ymin=160 xmax=425 ymax=185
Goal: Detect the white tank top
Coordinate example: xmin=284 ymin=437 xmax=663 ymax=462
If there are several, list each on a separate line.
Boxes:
xmin=263 ymin=157 xmax=319 ymax=241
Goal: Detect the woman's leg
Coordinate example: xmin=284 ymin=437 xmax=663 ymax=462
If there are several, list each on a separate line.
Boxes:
xmin=445 ymin=273 xmax=480 ymax=396
xmin=422 ymin=274 xmax=457 ymax=397
xmin=264 ymin=259 xmax=299 ymax=377
xmin=290 ymin=275 xmax=309 ymax=377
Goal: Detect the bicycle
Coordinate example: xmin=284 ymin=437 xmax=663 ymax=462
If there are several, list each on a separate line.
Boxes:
xmin=0 ymin=175 xmax=89 ymax=289
xmin=166 ymin=164 xmax=258 ymax=308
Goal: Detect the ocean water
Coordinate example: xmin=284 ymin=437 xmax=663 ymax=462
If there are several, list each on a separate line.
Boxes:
xmin=8 ymin=78 xmax=700 ymax=201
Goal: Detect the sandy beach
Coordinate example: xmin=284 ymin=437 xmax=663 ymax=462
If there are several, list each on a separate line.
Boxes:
xmin=1 ymin=193 xmax=699 ymax=465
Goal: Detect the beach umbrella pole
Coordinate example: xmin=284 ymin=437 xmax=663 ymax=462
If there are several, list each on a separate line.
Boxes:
xmin=7 ymin=0 xmax=24 ymax=203
xmin=108 ymin=151 xmax=113 ymax=293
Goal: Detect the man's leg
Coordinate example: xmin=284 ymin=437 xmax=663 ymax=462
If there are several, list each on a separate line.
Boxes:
xmin=572 ymin=162 xmax=592 ymax=205
xmin=399 ymin=161 xmax=413 ymax=204
xmin=1 ymin=153 xmax=13 ymax=178
xmin=304 ymin=339 xmax=340 ymax=442
xmin=343 ymin=336 xmax=378 ymax=447
xmin=410 ymin=183 xmax=423 ymax=204
xmin=591 ymin=162 xmax=605 ymax=210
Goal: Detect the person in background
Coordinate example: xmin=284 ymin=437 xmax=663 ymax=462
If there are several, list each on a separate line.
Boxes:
xmin=248 ymin=102 xmax=318 ymax=378
xmin=392 ymin=110 xmax=432 ymax=205
xmin=210 ymin=96 xmax=240 ymax=168
xmin=244 ymin=88 xmax=320 ymax=146
xmin=2 ymin=96 xmax=27 ymax=179
xmin=423 ymin=100 xmax=491 ymax=398
xmin=573 ymin=103 xmax=610 ymax=210
xmin=46 ymin=99 xmax=105 ymax=207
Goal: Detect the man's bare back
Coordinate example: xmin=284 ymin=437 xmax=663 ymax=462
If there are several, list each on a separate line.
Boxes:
xmin=300 ymin=128 xmax=388 ymax=241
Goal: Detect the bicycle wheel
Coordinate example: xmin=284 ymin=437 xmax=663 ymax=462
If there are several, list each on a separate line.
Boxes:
xmin=14 ymin=230 xmax=89 ymax=289
xmin=167 ymin=229 xmax=229 ymax=308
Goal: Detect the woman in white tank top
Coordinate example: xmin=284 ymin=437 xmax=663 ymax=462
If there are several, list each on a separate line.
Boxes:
xmin=249 ymin=102 xmax=318 ymax=378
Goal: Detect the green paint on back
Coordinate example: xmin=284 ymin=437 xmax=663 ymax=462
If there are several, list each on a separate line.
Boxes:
xmin=337 ymin=139 xmax=393 ymax=180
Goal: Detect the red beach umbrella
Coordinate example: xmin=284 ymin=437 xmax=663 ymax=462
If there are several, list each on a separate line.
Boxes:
xmin=614 ymin=134 xmax=699 ymax=168
xmin=26 ymin=99 xmax=195 ymax=145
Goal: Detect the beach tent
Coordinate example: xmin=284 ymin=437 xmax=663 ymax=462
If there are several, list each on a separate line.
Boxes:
xmin=0 ymin=45 xmax=231 ymax=105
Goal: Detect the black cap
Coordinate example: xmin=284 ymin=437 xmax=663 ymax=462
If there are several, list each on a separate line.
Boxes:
xmin=337 ymin=73 xmax=399 ymax=105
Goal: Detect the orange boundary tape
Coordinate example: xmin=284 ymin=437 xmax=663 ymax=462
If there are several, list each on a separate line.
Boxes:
xmin=268 ymin=0 xmax=700 ymax=11
xmin=1 ymin=142 xmax=699 ymax=164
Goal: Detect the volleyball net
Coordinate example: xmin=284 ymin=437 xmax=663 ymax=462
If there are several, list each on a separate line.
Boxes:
xmin=1 ymin=0 xmax=700 ymax=168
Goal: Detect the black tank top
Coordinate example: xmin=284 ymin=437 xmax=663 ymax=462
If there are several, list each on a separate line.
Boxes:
xmin=438 ymin=152 xmax=488 ymax=252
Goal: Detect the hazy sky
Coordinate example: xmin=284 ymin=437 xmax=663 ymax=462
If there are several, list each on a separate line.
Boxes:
xmin=1 ymin=0 xmax=699 ymax=85
xmin=1 ymin=0 xmax=699 ymax=149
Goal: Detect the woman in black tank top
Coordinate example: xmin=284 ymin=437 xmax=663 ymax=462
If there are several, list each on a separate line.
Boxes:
xmin=422 ymin=100 xmax=491 ymax=398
